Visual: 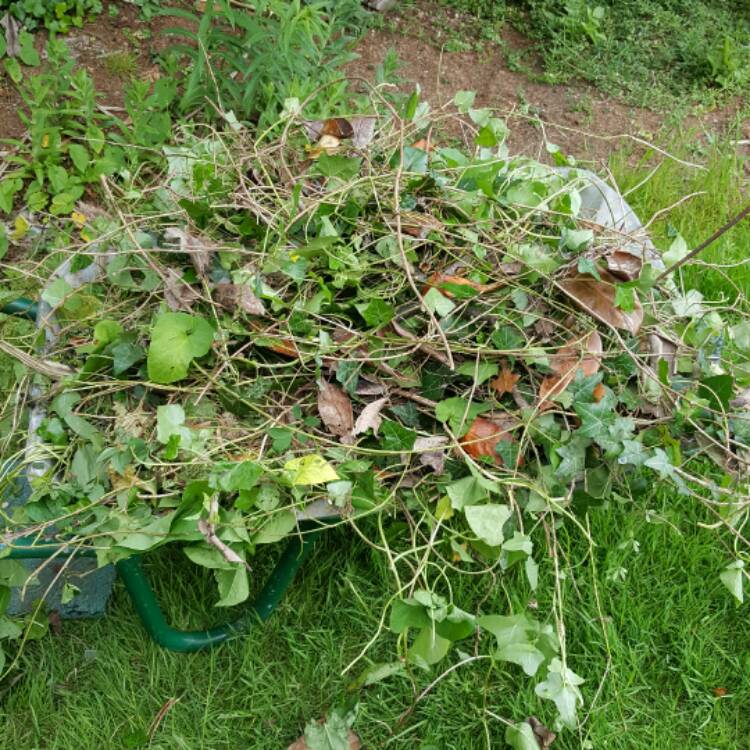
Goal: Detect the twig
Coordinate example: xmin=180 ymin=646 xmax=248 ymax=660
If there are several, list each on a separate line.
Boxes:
xmin=655 ymin=201 xmax=750 ymax=282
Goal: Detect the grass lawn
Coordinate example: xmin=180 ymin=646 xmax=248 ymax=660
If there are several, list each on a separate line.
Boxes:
xmin=0 ymin=486 xmax=748 ymax=749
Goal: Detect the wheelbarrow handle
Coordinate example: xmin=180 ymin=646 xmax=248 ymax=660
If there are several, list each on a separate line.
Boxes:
xmin=0 ymin=528 xmax=322 ymax=652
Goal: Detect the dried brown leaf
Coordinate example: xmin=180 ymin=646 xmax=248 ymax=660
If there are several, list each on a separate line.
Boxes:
xmin=423 ymin=272 xmax=489 ymax=297
xmin=491 ymin=367 xmax=520 ymax=397
xmin=318 ymin=381 xmax=354 ymax=438
xmin=164 ymin=268 xmax=199 ymax=312
xmin=213 ymin=282 xmax=265 ymax=316
xmin=558 ymin=273 xmax=643 ymax=335
xmin=606 ymin=250 xmax=643 ymax=281
xmin=460 ymin=416 xmax=517 ymax=466
xmin=527 ymin=715 xmax=556 ymax=748
xmin=414 ymin=435 xmax=449 ymax=474
xmin=288 ymin=729 xmax=361 ymax=750
xmin=394 ymin=211 xmax=444 ymax=239
xmin=303 ymin=117 xmax=375 ymax=149
xmin=538 ymin=331 xmax=603 ymax=410
xmin=353 ymin=396 xmax=388 ymax=438
xmin=164 ymin=227 xmax=215 ymax=278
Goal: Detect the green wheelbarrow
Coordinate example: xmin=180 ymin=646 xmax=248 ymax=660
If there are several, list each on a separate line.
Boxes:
xmin=1 ymin=291 xmax=335 ymax=652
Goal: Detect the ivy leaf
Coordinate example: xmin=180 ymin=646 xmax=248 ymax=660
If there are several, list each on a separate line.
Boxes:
xmin=422 ymin=287 xmax=456 ymax=317
xmin=555 ymin=435 xmax=590 ymax=480
xmin=147 ymin=312 xmax=213 ymax=384
xmin=283 ymin=455 xmax=339 ymax=485
xmin=534 ymin=657 xmax=584 ymax=730
xmin=617 ymin=439 xmax=646 ymax=467
xmin=464 ymin=503 xmax=511 ymax=547
xmin=156 ymin=404 xmax=191 ymax=445
xmin=434 ymin=397 xmax=491 ymax=436
xmin=446 ymin=474 xmax=498 ymax=509
xmin=719 ymin=560 xmax=744 ymax=603
xmin=456 ymin=361 xmax=499 ymax=385
xmin=644 ymin=448 xmax=675 ymax=479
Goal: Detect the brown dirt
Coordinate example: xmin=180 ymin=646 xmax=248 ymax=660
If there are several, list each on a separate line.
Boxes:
xmin=0 ymin=0 xmax=746 ymax=160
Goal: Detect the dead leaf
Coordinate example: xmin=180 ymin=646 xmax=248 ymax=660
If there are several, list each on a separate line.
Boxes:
xmin=423 ymin=273 xmax=489 ymax=297
xmin=538 ymin=331 xmax=603 ymax=410
xmin=303 ymin=117 xmax=375 ymax=149
xmin=0 ymin=14 xmax=21 ymax=57
xmin=318 ymin=381 xmax=354 ymax=438
xmin=491 ymin=366 xmax=520 ymax=397
xmin=288 ymin=730 xmax=361 ymax=750
xmin=353 ymin=396 xmax=388 ymax=437
xmin=713 ymin=687 xmax=728 ymax=698
xmin=592 ymin=382 xmax=607 ymax=402
xmin=198 ymin=497 xmax=252 ymax=570
xmin=606 ymin=250 xmax=643 ymax=281
xmin=411 ymin=138 xmax=435 ymax=152
xmin=558 ymin=273 xmax=643 ymax=335
xmin=414 ymin=435 xmax=449 ymax=473
xmin=48 ymin=610 xmax=62 ymax=636
xmin=527 ymin=715 xmax=556 ymax=748
xmin=460 ymin=416 xmax=517 ymax=466
xmin=164 ymin=268 xmax=199 ymax=312
xmin=355 ymin=378 xmax=385 ymax=396
xmin=393 ymin=211 xmax=444 ymax=239
xmin=164 ymin=227 xmax=215 ymax=278
xmin=213 ymin=282 xmax=265 ymax=316
xmin=647 ymin=333 xmax=678 ymax=376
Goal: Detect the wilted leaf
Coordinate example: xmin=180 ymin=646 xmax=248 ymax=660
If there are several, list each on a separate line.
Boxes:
xmin=164 ymin=227 xmax=215 ymax=278
xmin=527 ymin=716 xmax=556 ymax=748
xmin=164 ymin=268 xmax=199 ymax=312
xmin=413 ymin=435 xmax=449 ymax=474
xmin=352 ymin=396 xmax=388 ymax=437
xmin=534 ymin=658 xmax=584 ymax=730
xmin=303 ymin=116 xmax=375 ymax=149
xmin=213 ymin=282 xmax=265 ymax=316
xmin=558 ymin=274 xmax=643 ymax=335
xmin=491 ymin=366 xmax=520 ymax=397
xmin=465 ymin=503 xmax=511 ymax=546
xmin=283 ymin=455 xmax=339 ymax=485
xmin=423 ymin=273 xmax=490 ymax=298
xmin=318 ymin=381 xmax=354 ymax=438
xmin=606 ymin=250 xmax=642 ymax=281
xmin=505 ymin=722 xmax=540 ymax=750
xmin=460 ymin=416 xmax=516 ymax=465
xmin=394 ymin=211 xmax=444 ymax=239
xmin=538 ymin=330 xmax=602 ymax=410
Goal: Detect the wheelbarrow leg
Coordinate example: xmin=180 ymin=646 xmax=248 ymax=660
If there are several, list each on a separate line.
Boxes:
xmin=116 ymin=529 xmax=322 ymax=652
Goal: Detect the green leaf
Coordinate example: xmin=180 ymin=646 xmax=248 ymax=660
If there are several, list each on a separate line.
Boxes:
xmin=456 ymin=361 xmax=499 ymax=385
xmin=453 ymin=90 xmax=476 ymax=113
xmin=356 ymin=298 xmax=395 ymax=328
xmin=618 ymin=439 xmax=647 ymax=467
xmin=560 ymin=227 xmax=593 ymax=251
xmin=719 ymin=559 xmax=744 ymax=603
xmin=577 ymin=256 xmax=601 ymax=280
xmin=663 ymin=233 xmax=688 ymax=267
xmin=409 ymin=627 xmax=451 ymax=667
xmin=215 ymin=566 xmax=249 ymax=607
xmin=614 ymin=284 xmax=636 ymax=312
xmin=283 ymin=454 xmax=339 ymax=485
xmin=390 ymin=599 xmax=430 ymax=633
xmin=496 ymin=641 xmax=545 ymax=676
xmin=303 ymin=707 xmax=355 ymax=750
xmin=51 ymin=392 xmax=103 ymax=450
xmin=0 ymin=224 xmax=7 ymax=260
xmin=644 ymin=448 xmax=675 ymax=480
xmin=730 ymin=321 xmax=750 ymax=350
xmin=223 ymin=461 xmax=263 ymax=492
xmin=380 ymin=419 xmax=417 ymax=451
xmin=316 ymin=153 xmax=361 ymax=181
xmin=254 ymin=510 xmax=296 ymax=544
xmin=0 ymin=617 xmax=22 ymax=640
xmin=464 ymin=503 xmax=511 ymax=547
xmin=147 ymin=312 xmax=213 ymax=384
xmin=68 ymin=144 xmax=90 ymax=173
xmin=4 ymin=57 xmax=23 ymax=84
xmin=555 ymin=435 xmax=589 ymax=480
xmin=479 ymin=613 xmax=534 ymax=648
xmin=422 ymin=287 xmax=455 ymax=317
xmin=505 ymin=722 xmax=540 ymax=750
xmin=698 ymin=374 xmax=734 ymax=412
xmin=18 ymin=32 xmax=40 ymax=66
xmin=446 ymin=474 xmax=498 ymax=509
xmin=435 ymin=398 xmax=492 ymax=436
xmin=534 ymin=658 xmax=584 ymax=730
xmin=41 ymin=277 xmax=73 ymax=308
xmin=156 ymin=404 xmax=191 ymax=446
